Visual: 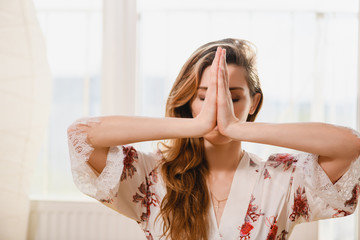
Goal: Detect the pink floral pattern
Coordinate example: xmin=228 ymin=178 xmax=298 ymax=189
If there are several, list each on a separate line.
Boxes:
xmin=143 ymin=230 xmax=154 ymax=240
xmin=249 ymin=158 xmax=257 ymax=167
xmin=133 ymin=167 xmax=160 ymax=223
xmin=99 ymin=198 xmax=114 ymax=204
xmin=264 ymin=168 xmax=271 ymax=179
xmin=268 ymin=153 xmax=297 ymax=171
xmin=289 ymin=186 xmax=310 ymax=222
xmin=238 ymin=195 xmax=264 ymax=239
xmin=344 ymin=184 xmax=360 ymax=207
xmin=121 ymin=145 xmax=139 ymax=182
xmin=265 ymin=216 xmax=278 ymax=240
xmin=332 ymin=208 xmax=352 ymax=218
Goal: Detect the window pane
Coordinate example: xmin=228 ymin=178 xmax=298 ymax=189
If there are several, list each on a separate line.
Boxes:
xmin=30 ymin=2 xmax=102 ymax=196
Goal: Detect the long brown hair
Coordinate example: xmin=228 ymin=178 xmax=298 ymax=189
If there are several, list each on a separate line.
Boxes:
xmin=156 ymin=38 xmax=263 ymax=240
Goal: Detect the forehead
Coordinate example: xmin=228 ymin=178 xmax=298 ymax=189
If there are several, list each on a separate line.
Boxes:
xmin=199 ymin=64 xmax=248 ymax=89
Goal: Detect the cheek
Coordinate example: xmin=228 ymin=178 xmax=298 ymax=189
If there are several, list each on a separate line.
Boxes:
xmin=190 ymin=99 xmax=201 ymax=117
xmin=233 ymin=101 xmax=251 ymax=117
xmin=190 ymin=99 xmax=202 ymax=117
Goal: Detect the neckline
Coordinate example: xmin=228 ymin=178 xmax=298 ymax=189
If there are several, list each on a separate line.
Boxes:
xmin=208 ymin=150 xmax=248 ymax=234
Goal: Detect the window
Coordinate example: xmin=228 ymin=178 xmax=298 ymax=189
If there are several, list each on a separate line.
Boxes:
xmin=30 ymin=0 xmax=359 ymax=238
xmin=137 ymin=0 xmax=359 ymax=239
xmin=31 ymin=0 xmax=102 ymax=196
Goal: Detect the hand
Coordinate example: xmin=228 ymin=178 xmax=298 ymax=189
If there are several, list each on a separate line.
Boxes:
xmin=216 ymin=48 xmax=240 ymax=135
xmin=193 ymin=47 xmax=222 ymax=135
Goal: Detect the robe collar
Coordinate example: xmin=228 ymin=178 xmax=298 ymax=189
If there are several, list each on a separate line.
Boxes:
xmin=208 ymin=151 xmax=262 ymax=240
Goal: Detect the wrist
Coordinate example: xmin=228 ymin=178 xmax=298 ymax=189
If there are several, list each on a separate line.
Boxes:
xmin=191 ymin=117 xmax=213 ymax=138
xmin=221 ymin=119 xmax=241 ymax=139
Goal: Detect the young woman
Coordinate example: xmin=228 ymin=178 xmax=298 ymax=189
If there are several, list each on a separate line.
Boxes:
xmin=67 ymin=39 xmax=360 ymax=240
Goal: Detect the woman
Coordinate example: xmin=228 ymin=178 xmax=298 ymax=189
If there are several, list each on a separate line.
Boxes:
xmin=67 ymin=39 xmax=360 ymax=240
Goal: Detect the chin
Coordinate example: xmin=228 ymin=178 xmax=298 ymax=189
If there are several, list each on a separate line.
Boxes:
xmin=203 ymin=129 xmax=232 ymax=146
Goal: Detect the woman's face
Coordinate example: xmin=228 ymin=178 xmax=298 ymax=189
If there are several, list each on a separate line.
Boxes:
xmin=190 ymin=64 xmax=260 ymax=145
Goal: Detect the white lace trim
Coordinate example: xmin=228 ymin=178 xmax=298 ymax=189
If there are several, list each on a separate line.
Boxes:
xmin=333 ymin=124 xmax=360 ymax=139
xmin=350 ymin=128 xmax=360 ymax=138
xmin=296 ymin=151 xmax=360 ymax=212
xmin=67 ymin=117 xmax=125 ymax=201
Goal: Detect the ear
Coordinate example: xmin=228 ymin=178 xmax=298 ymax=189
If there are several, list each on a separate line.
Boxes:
xmin=249 ymin=93 xmax=262 ymax=115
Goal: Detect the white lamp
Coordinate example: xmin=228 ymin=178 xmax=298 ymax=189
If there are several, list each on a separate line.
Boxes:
xmin=0 ymin=0 xmax=52 ymax=239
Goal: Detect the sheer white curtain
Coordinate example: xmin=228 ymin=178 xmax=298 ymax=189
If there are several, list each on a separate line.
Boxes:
xmin=102 ymin=0 xmax=137 ymax=116
xmin=0 ymin=0 xmax=52 ymax=239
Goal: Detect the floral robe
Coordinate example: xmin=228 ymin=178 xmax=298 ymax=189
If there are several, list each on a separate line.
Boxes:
xmin=67 ymin=117 xmax=360 ymax=240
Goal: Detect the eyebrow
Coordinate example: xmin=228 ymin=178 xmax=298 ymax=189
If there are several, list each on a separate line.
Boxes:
xmin=198 ymin=86 xmax=245 ymax=91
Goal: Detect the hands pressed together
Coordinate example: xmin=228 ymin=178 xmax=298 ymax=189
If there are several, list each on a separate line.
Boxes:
xmin=194 ymin=47 xmax=241 ymax=138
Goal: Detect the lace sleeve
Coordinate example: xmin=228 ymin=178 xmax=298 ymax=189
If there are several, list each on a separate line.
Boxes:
xmin=67 ymin=116 xmax=124 ymax=200
xmin=289 ymin=128 xmax=360 ymax=223
xmin=67 ymin=116 xmax=162 ymax=222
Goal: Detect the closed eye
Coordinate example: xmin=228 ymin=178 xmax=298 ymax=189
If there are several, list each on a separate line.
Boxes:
xmin=199 ymin=97 xmax=240 ymax=102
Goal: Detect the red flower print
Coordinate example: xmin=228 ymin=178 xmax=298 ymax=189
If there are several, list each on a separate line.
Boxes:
xmin=99 ymin=198 xmax=113 ymax=204
xmin=332 ymin=208 xmax=352 ymax=218
xmin=143 ymin=230 xmax=154 ymax=240
xmin=238 ymin=195 xmax=264 ymax=239
xmin=245 ymin=195 xmax=264 ymax=223
xmin=239 ymin=222 xmax=254 ymax=240
xmin=133 ymin=167 xmax=160 ymax=224
xmin=265 ymin=216 xmax=278 ymax=240
xmin=268 ymin=153 xmax=297 ymax=171
xmin=121 ymin=145 xmax=138 ymax=181
xmin=267 ymin=225 xmax=278 ymax=240
xmin=344 ymin=184 xmax=360 ymax=207
xmin=289 ymin=186 xmax=310 ymax=222
xmin=249 ymin=158 xmax=257 ymax=167
xmin=289 ymin=176 xmax=294 ymax=186
xmin=264 ymin=168 xmax=271 ymax=179
xmin=276 ymin=230 xmax=288 ymax=240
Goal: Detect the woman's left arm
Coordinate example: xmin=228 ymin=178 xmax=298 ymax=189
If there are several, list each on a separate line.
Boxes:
xmin=224 ymin=122 xmax=360 ymax=183
xmin=216 ymin=49 xmax=360 ymax=184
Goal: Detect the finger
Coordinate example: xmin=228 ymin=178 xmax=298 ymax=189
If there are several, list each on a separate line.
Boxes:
xmin=218 ymin=50 xmax=233 ymax=106
xmin=211 ymin=47 xmax=222 ymax=75
xmin=218 ymin=49 xmax=227 ymax=93
xmin=222 ymin=49 xmax=229 ymax=90
xmin=209 ymin=47 xmax=222 ymax=100
xmin=222 ymin=50 xmax=230 ymax=97
xmin=217 ymin=50 xmax=227 ymax=105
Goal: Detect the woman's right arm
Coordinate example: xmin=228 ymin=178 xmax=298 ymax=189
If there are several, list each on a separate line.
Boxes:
xmin=66 ymin=48 xmax=221 ymax=222
xmin=67 ymin=116 xmax=210 ymax=174
xmin=67 ymin=116 xmax=212 ymax=222
xmin=86 ymin=115 xmax=208 ymax=147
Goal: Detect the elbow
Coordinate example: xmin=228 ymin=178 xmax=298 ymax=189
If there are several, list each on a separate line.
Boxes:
xmin=345 ymin=127 xmax=360 ymax=161
xmin=67 ymin=117 xmax=102 ymax=147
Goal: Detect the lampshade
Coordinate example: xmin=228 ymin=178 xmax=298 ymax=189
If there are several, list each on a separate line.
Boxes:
xmin=0 ymin=0 xmax=52 ymax=239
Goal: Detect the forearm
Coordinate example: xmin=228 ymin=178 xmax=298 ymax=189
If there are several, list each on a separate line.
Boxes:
xmin=80 ymin=115 xmax=203 ymax=147
xmin=225 ymin=121 xmax=360 ymax=159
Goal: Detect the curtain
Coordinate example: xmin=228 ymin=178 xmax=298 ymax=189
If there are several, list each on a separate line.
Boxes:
xmin=102 ymin=0 xmax=137 ymax=116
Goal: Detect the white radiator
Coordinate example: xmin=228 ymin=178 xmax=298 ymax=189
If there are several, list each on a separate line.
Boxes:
xmin=27 ymin=197 xmax=318 ymax=240
xmin=27 ymin=197 xmax=146 ymax=240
